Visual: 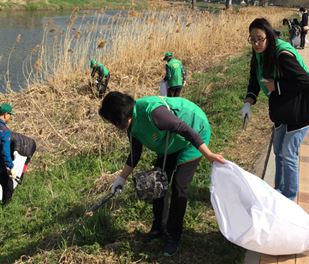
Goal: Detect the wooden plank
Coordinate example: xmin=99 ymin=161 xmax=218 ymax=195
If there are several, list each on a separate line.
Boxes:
xmin=300 ymin=156 xmax=309 ymax=163
xmin=299 ymin=147 xmax=309 ymax=157
xmin=277 ymin=255 xmax=295 ymax=263
xmin=260 ymin=254 xmax=278 ymax=264
xmin=298 ymin=202 xmax=309 ymax=213
xmin=296 ymin=253 xmax=309 ymax=264
xmin=298 ymin=192 xmax=309 ymax=203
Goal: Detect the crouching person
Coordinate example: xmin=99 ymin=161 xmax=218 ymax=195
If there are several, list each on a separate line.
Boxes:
xmin=99 ymin=91 xmax=225 ymax=256
xmin=0 ymin=103 xmax=16 ymax=205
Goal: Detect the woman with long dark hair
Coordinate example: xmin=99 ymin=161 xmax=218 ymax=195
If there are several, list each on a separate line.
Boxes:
xmin=240 ymin=18 xmax=309 ymax=200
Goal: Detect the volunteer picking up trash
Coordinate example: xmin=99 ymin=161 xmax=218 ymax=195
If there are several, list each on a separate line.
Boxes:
xmin=0 ymin=103 xmax=16 ymax=205
xmin=99 ymin=91 xmax=225 ymax=257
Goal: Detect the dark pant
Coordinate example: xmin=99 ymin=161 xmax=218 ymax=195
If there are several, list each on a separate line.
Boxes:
xmin=300 ymin=31 xmax=307 ymax=48
xmin=0 ymin=167 xmax=13 ymax=204
xmin=167 ymin=86 xmax=183 ymax=97
xmin=152 ymin=153 xmax=200 ymax=241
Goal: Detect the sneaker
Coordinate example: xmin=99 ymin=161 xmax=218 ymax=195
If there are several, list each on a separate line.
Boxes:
xmin=163 ymin=238 xmax=179 ymax=257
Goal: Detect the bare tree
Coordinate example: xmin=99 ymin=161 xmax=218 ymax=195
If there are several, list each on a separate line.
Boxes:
xmin=225 ymin=0 xmax=233 ymax=9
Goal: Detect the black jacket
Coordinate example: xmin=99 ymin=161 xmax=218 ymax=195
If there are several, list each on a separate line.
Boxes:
xmin=246 ymin=52 xmax=309 ymax=131
xmin=10 ymin=132 xmax=36 ymax=163
xmin=301 ymin=12 xmax=309 ymax=30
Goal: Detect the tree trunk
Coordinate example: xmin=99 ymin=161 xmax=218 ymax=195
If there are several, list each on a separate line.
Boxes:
xmin=225 ymin=0 xmax=232 ymax=9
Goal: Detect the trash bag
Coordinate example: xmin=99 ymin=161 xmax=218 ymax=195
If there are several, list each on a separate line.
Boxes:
xmin=210 ymin=160 xmax=309 ymax=255
xmin=159 ymin=80 xmax=168 ymax=96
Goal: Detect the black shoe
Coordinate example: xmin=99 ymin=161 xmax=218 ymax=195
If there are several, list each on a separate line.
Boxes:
xmin=163 ymin=238 xmax=179 ymax=257
xmin=143 ymin=227 xmax=164 ymax=242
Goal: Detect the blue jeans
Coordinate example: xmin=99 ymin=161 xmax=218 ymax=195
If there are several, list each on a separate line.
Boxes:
xmin=273 ymin=124 xmax=309 ymax=200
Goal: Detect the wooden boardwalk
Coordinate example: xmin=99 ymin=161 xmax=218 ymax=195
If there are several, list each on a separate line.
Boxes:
xmin=260 ymin=131 xmax=309 ymax=264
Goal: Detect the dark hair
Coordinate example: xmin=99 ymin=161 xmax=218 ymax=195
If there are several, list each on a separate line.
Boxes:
xmin=299 ymin=7 xmax=306 ymax=12
xmin=99 ymin=91 xmax=134 ymax=130
xmin=249 ymin=18 xmax=278 ymax=78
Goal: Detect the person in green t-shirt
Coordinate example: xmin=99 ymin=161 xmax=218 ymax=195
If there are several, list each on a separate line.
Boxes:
xmin=163 ymin=52 xmax=186 ymax=97
xmin=240 ymin=18 xmax=309 ymax=201
xmin=90 ymin=59 xmax=110 ymax=97
xmin=99 ymin=91 xmax=225 ymax=257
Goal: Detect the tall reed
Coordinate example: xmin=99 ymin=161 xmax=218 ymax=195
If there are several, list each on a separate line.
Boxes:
xmin=1 ymin=6 xmax=294 ymax=167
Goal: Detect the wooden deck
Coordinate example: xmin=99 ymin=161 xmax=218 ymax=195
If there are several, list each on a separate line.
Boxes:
xmin=260 ymin=131 xmax=309 ymax=264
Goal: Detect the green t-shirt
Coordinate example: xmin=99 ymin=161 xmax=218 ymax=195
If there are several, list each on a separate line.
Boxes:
xmin=130 ymin=96 xmax=211 ymax=164
xmin=255 ymin=38 xmax=309 ymax=97
xmin=165 ymin=58 xmax=184 ymax=88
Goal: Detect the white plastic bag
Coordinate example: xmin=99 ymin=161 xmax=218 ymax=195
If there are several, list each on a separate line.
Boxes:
xmin=210 ymin=160 xmax=309 ymax=255
xmin=12 ymin=151 xmax=27 ymax=185
xmin=159 ymin=80 xmax=168 ymax=96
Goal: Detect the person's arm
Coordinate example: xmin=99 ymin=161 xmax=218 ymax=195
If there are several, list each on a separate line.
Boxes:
xmin=301 ymin=13 xmax=307 ymax=27
xmin=111 ymin=136 xmax=142 ymax=192
xmin=164 ymin=64 xmax=171 ymax=81
xmin=274 ymin=52 xmax=309 ymax=95
xmin=152 ymin=106 xmax=203 ymax=148
xmin=245 ymin=55 xmax=261 ymax=105
xmin=97 ymin=67 xmax=103 ymax=82
xmin=182 ymin=64 xmax=187 ymax=82
xmin=2 ymin=130 xmax=13 ymax=169
xmin=152 ymin=107 xmax=225 ymax=163
xmin=125 ymin=135 xmax=143 ymax=168
xmin=91 ymin=67 xmax=96 ymax=78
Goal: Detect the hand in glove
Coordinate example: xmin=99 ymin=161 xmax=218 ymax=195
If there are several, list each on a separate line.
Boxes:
xmin=8 ymin=167 xmax=17 ymax=180
xmin=240 ymin=102 xmax=251 ymax=120
xmin=111 ymin=176 xmax=125 ymax=194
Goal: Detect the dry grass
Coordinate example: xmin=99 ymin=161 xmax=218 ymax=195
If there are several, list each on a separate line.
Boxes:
xmin=1 ymin=6 xmax=294 ymax=170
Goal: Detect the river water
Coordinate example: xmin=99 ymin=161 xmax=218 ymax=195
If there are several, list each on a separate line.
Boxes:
xmin=0 ymin=9 xmax=121 ymax=92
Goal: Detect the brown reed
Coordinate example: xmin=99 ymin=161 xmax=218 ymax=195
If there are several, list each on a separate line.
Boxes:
xmin=1 ymin=6 xmax=294 ymax=170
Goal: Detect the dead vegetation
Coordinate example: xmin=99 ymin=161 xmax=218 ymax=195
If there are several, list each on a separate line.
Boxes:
xmin=1 ymin=6 xmax=293 ymax=172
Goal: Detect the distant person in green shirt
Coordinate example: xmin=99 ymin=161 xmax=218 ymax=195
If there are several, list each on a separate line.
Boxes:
xmin=90 ymin=59 xmax=110 ymax=97
xmin=99 ymin=91 xmax=225 ymax=257
xmin=163 ymin=52 xmax=186 ymax=97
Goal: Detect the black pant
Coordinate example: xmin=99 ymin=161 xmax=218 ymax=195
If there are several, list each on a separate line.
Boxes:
xmin=300 ymin=31 xmax=307 ymax=48
xmin=152 ymin=153 xmax=200 ymax=241
xmin=0 ymin=167 xmax=13 ymax=203
xmin=167 ymin=86 xmax=183 ymax=97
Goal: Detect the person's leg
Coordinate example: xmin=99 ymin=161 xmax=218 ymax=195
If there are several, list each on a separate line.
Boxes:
xmin=167 ymin=88 xmax=176 ymax=97
xmin=300 ymin=31 xmax=306 ymax=48
xmin=164 ymin=158 xmax=201 ymax=256
xmin=273 ymin=124 xmax=286 ymax=193
xmin=174 ymin=87 xmax=182 ymax=97
xmin=303 ymin=31 xmax=308 ymax=48
xmin=0 ymin=167 xmax=13 ymax=205
xmin=281 ymin=126 xmax=309 ymax=200
xmin=148 ymin=153 xmax=178 ymax=238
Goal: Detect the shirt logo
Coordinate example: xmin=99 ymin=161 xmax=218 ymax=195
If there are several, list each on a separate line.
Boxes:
xmin=152 ymin=133 xmax=159 ymax=141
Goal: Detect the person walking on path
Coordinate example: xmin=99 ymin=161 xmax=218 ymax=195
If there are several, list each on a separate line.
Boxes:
xmin=163 ymin=52 xmax=186 ymax=97
xmin=90 ymin=59 xmax=110 ymax=97
xmin=299 ymin=7 xmax=309 ymax=49
xmin=240 ymin=18 xmax=309 ymax=201
xmin=99 ymin=91 xmax=225 ymax=256
xmin=0 ymin=103 xmax=17 ymax=205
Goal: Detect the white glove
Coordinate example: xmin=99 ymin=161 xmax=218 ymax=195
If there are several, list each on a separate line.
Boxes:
xmin=240 ymin=102 xmax=251 ymax=120
xmin=9 ymin=167 xmax=17 ymax=180
xmin=111 ymin=176 xmax=125 ymax=194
